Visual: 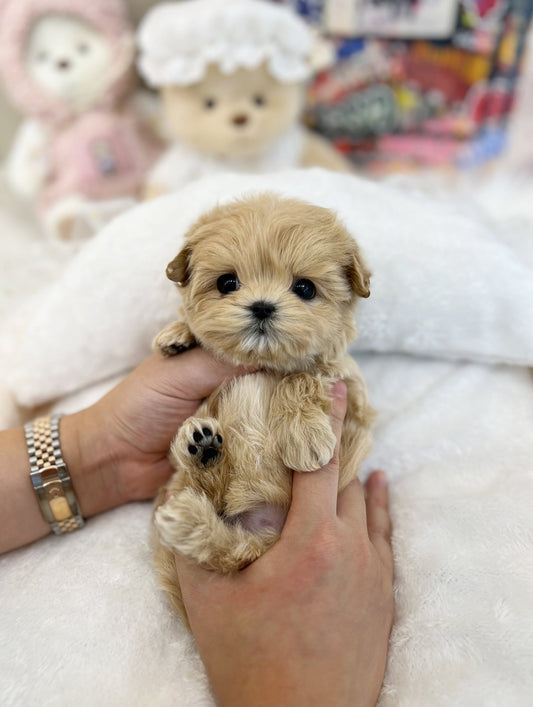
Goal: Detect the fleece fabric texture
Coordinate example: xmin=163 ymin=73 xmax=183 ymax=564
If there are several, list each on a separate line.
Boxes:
xmin=1 ymin=169 xmax=533 ymax=706
xmin=1 ymin=355 xmax=533 ymax=706
xmin=4 ymin=168 xmax=533 ymax=407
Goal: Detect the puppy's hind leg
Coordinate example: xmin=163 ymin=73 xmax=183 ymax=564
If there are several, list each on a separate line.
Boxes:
xmin=155 ymin=489 xmax=278 ymax=573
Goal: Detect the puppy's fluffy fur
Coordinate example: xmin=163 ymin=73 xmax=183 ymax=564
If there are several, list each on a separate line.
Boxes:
xmin=152 ymin=194 xmax=374 ymax=620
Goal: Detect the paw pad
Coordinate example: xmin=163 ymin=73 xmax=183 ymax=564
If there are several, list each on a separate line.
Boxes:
xmin=163 ymin=343 xmax=189 ymax=356
xmin=187 ymin=426 xmax=223 ymax=466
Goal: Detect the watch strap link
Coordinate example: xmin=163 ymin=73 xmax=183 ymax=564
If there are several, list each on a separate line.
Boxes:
xmin=24 ymin=415 xmax=84 ymax=535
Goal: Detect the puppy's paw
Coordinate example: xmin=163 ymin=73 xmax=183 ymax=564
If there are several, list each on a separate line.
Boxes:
xmin=153 ymin=321 xmax=196 ymax=356
xmin=154 ymin=488 xmax=212 ymax=558
xmin=172 ymin=417 xmax=224 ymax=471
xmin=281 ymin=418 xmax=336 ymax=472
xmin=272 ymin=373 xmax=336 ymax=471
xmin=186 ymin=423 xmax=223 ymax=467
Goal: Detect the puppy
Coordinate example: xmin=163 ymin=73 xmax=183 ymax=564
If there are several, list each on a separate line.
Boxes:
xmin=152 ymin=194 xmax=374 ymax=620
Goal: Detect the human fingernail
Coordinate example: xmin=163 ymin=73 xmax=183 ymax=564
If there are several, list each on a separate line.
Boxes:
xmin=331 ymin=380 xmax=347 ymax=398
xmin=373 ymin=470 xmax=387 ymax=487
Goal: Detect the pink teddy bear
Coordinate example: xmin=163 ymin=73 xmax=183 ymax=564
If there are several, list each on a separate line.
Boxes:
xmin=0 ymin=0 xmax=162 ymax=239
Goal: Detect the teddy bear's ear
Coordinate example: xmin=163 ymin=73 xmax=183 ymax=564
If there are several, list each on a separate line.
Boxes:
xmin=166 ymin=245 xmax=192 ymax=286
xmin=347 ymin=242 xmax=371 ymax=299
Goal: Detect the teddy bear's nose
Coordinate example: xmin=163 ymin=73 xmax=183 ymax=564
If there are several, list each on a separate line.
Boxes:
xmin=232 ymin=113 xmax=249 ymax=127
xmin=57 ymin=59 xmax=71 ymax=71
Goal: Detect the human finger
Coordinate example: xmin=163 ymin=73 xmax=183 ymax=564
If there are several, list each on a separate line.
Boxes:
xmin=336 ymin=478 xmax=369 ymax=535
xmin=145 ymin=348 xmax=253 ymax=401
xmin=174 ymin=550 xmax=227 ymax=611
xmin=286 ymin=381 xmax=347 ymax=528
xmin=365 ymin=471 xmax=393 ymax=578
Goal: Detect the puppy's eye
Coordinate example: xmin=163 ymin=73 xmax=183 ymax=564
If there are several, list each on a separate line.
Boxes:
xmin=253 ymin=94 xmax=265 ymax=107
xmin=292 ymin=279 xmax=316 ymax=300
xmin=204 ymin=97 xmax=217 ymax=110
xmin=217 ymin=274 xmax=240 ymax=294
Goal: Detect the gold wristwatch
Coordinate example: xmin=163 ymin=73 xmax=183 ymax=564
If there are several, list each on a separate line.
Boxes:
xmin=24 ymin=415 xmax=85 ymax=535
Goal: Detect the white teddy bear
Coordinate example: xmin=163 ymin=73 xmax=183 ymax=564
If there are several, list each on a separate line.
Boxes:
xmin=138 ymin=0 xmax=351 ymax=198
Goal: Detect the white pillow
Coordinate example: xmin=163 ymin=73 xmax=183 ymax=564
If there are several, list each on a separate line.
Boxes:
xmin=6 ymin=168 xmax=533 ymax=407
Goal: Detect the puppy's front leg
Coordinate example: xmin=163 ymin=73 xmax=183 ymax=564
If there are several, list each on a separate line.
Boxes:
xmin=271 ymin=373 xmax=336 ymax=472
xmin=153 ymin=320 xmax=196 ymax=356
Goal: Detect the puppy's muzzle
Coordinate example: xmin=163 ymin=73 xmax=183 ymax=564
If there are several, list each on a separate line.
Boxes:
xmin=249 ymin=301 xmax=276 ymax=321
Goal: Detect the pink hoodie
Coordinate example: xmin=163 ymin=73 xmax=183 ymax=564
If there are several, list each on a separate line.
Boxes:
xmin=0 ymin=0 xmax=162 ymax=207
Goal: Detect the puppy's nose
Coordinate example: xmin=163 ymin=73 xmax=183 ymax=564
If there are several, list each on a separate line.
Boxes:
xmin=57 ymin=59 xmax=71 ymax=70
xmin=232 ymin=113 xmax=249 ymax=127
xmin=250 ymin=301 xmax=276 ymax=320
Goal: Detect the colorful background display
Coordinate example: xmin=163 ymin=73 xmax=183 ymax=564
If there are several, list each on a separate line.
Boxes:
xmin=280 ymin=0 xmax=533 ymax=172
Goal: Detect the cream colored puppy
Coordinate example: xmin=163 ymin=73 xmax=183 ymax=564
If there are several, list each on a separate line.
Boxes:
xmin=153 ymin=194 xmax=374 ymax=619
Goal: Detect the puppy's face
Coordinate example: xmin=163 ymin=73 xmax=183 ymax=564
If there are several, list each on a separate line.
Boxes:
xmin=168 ymin=195 xmax=370 ymax=371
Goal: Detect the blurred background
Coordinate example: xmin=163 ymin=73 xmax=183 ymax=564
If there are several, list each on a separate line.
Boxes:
xmin=293 ymin=0 xmax=533 ymax=176
xmin=0 ymin=0 xmax=159 ymax=158
xmin=1 ymin=0 xmax=532 ymax=179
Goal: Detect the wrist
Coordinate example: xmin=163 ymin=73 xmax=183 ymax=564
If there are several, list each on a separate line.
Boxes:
xmin=60 ymin=407 xmax=127 ymax=518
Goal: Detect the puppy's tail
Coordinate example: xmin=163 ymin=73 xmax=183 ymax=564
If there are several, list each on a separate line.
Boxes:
xmin=154 ymin=488 xmax=279 ymax=573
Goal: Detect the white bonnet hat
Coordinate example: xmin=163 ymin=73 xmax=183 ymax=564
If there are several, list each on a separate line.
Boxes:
xmin=137 ymin=0 xmax=314 ymax=86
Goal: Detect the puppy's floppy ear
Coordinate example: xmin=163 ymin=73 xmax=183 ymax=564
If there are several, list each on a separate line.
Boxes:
xmin=347 ymin=241 xmax=371 ymax=299
xmin=166 ymin=245 xmax=192 ymax=286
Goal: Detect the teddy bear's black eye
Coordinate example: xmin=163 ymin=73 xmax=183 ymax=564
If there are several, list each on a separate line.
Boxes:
xmin=204 ymin=97 xmax=217 ymax=110
xmin=217 ymin=274 xmax=240 ymax=294
xmin=253 ymin=94 xmax=265 ymax=107
xmin=292 ymin=279 xmax=316 ymax=300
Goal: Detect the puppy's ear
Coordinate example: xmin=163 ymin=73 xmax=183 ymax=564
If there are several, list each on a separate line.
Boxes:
xmin=166 ymin=246 xmax=192 ymax=286
xmin=347 ymin=242 xmax=371 ymax=299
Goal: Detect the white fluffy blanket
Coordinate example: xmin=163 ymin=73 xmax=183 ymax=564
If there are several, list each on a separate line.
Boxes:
xmin=1 ymin=170 xmax=533 ymax=706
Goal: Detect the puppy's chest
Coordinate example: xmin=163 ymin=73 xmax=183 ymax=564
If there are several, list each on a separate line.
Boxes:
xmin=203 ymin=371 xmax=329 ymax=474
xmin=207 ymin=372 xmax=280 ymax=467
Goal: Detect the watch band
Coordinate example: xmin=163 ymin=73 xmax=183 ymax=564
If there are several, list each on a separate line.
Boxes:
xmin=24 ymin=415 xmax=85 ymax=535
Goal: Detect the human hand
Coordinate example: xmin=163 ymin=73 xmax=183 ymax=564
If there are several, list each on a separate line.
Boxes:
xmin=0 ymin=348 xmax=251 ymax=553
xmin=62 ymin=348 xmax=249 ymax=517
xmin=174 ymin=383 xmax=394 ymax=707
